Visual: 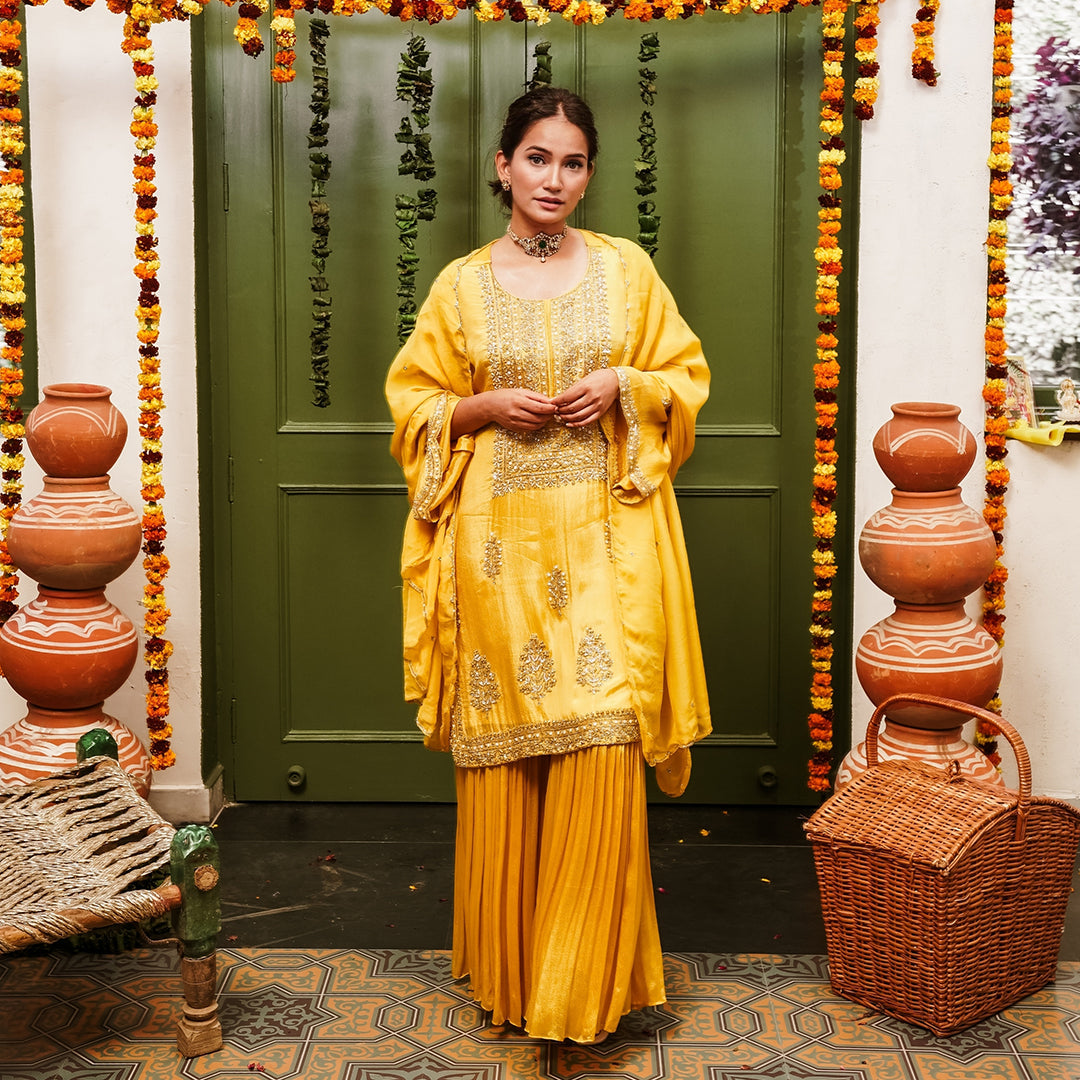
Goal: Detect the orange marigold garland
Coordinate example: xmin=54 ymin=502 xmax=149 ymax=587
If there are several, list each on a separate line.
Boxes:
xmin=807 ymin=0 xmax=847 ymax=793
xmin=123 ymin=13 xmax=175 ymax=771
xmin=852 ymin=1 xmax=880 ymax=120
xmin=977 ymin=0 xmax=1014 ymax=768
xmin=0 ymin=3 xmax=24 ymax=628
xmin=911 ymin=0 xmax=939 ymax=86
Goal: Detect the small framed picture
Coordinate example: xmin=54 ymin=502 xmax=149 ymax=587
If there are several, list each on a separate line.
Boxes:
xmin=1005 ymin=355 xmax=1037 ymax=428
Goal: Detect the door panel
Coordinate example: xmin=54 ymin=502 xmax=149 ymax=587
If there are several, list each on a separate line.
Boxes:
xmin=200 ymin=6 xmax=852 ymax=802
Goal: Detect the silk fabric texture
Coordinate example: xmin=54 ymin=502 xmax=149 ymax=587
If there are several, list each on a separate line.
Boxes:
xmin=386 ymin=231 xmax=712 ymax=776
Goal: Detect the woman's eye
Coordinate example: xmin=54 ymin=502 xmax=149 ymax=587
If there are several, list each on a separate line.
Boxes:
xmin=529 ymin=154 xmax=545 ymax=165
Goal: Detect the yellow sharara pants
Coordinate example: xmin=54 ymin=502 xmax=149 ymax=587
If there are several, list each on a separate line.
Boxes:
xmin=452 ymin=742 xmax=666 ymax=1043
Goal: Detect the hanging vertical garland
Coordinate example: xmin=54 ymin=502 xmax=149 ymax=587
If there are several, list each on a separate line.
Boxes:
xmin=806 ymin=0 xmax=847 ymax=793
xmin=123 ymin=13 xmax=175 ymax=771
xmin=528 ymin=39 xmax=552 ymax=90
xmin=0 ymin=1 xmax=24 ymax=628
xmin=911 ymin=0 xmax=939 ymax=86
xmin=395 ymin=35 xmax=436 ymax=345
xmin=308 ymin=17 xmax=333 ymax=407
xmin=271 ymin=0 xmax=302 ymax=83
xmin=977 ymin=0 xmax=1014 ymax=769
xmin=234 ymin=0 xmax=268 ymax=57
xmin=636 ymin=32 xmax=659 ymax=257
xmin=852 ymin=2 xmax=881 ymax=121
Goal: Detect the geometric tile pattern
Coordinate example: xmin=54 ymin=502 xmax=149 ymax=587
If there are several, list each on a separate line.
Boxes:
xmin=1 ymin=949 xmax=1078 ymax=1079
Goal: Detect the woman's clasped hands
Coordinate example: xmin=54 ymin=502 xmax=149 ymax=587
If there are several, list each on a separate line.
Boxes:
xmin=452 ymin=369 xmax=619 ymax=438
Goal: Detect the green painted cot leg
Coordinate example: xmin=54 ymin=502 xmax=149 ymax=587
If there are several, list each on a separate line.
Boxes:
xmin=170 ymin=824 xmax=224 ymax=1057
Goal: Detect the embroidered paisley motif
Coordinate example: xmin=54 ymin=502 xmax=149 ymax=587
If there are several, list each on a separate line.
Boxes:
xmin=517 ymin=634 xmax=556 ymax=702
xmin=546 ymin=566 xmax=569 ymax=612
xmin=468 ymin=651 xmax=501 ymax=713
xmin=482 ymin=533 xmax=502 ymax=579
xmin=575 ymin=627 xmax=613 ymax=694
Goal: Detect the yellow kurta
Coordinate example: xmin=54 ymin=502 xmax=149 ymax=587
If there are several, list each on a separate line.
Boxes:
xmin=386 ymin=231 xmax=711 ymax=772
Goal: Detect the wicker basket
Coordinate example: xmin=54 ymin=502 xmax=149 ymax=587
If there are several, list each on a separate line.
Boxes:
xmin=806 ymin=694 xmax=1080 ymax=1035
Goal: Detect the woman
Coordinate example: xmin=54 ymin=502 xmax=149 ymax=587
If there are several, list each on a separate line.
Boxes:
xmin=385 ymin=87 xmax=711 ymax=1045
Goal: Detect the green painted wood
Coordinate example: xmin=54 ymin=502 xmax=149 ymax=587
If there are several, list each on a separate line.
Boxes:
xmin=199 ymin=7 xmax=853 ymax=803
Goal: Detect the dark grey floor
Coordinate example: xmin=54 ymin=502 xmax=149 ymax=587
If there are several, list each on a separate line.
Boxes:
xmin=213 ymin=801 xmax=1080 ymax=959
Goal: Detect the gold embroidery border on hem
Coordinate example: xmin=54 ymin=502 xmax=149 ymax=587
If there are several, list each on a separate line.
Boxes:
xmin=450 ymin=708 xmax=640 ymax=768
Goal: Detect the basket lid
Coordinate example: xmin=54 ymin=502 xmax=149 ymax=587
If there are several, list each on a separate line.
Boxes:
xmin=805 ymin=758 xmax=1023 ymax=870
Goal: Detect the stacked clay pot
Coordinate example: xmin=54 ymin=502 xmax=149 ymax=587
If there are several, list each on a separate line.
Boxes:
xmin=836 ymin=402 xmax=1004 ymax=789
xmin=0 ymin=384 xmax=151 ymax=795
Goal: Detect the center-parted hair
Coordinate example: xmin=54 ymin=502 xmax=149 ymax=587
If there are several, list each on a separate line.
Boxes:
xmin=491 ymin=87 xmax=599 ymax=210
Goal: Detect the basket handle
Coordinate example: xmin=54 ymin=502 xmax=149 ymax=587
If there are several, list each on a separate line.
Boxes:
xmin=864 ymin=694 xmax=1031 ymax=841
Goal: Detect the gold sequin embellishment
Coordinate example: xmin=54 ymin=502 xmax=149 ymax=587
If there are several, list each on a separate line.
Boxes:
xmin=546 ymin=566 xmax=568 ymax=612
xmin=575 ymin=627 xmax=613 ymax=694
xmin=468 ymin=651 xmax=501 ymax=713
xmin=517 ymin=634 xmax=556 ymax=702
xmin=482 ymin=534 xmax=502 ymax=579
xmin=450 ymin=709 xmax=640 ymax=768
xmin=481 ymin=251 xmax=612 ymax=498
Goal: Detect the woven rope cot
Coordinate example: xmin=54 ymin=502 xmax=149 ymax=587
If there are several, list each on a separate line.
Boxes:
xmin=0 ymin=756 xmax=177 ymax=951
xmin=0 ymin=753 xmax=223 ymax=1056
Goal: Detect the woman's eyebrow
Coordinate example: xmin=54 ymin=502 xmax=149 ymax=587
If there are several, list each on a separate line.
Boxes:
xmin=522 ymin=144 xmax=587 ymax=160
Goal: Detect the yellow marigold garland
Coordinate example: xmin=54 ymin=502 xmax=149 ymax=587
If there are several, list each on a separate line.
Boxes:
xmin=911 ymin=0 xmax=939 ymax=86
xmin=0 ymin=2 xmax=24 ymax=629
xmin=123 ymin=12 xmax=175 ymax=771
xmin=977 ymin=0 xmax=1013 ymax=768
xmin=807 ymin=0 xmax=847 ymax=793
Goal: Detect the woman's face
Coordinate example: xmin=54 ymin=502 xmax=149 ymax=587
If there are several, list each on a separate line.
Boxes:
xmin=496 ymin=112 xmax=593 ymax=235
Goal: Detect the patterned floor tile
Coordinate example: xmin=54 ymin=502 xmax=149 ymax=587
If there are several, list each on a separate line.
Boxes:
xmin=0 ymin=950 xmax=1077 ymax=1079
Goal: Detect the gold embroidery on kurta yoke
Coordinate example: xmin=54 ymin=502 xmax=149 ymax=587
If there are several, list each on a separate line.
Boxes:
xmin=483 ymin=251 xmax=611 ymax=498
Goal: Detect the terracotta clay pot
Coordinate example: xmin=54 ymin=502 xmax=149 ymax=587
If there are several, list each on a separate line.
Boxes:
xmin=858 ymin=488 xmax=997 ymax=604
xmin=0 ymin=586 xmax=138 ymax=709
xmin=25 ymin=383 xmax=127 ymax=479
xmin=872 ymin=402 xmax=976 ymax=492
xmin=0 ymin=703 xmax=151 ymax=797
xmin=855 ymin=601 xmax=1003 ymax=729
xmin=7 ymin=476 xmax=141 ymax=589
xmin=835 ymin=719 xmax=1004 ymax=792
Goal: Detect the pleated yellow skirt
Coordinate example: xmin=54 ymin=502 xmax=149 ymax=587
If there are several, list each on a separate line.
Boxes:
xmin=452 ymin=742 xmax=666 ymax=1043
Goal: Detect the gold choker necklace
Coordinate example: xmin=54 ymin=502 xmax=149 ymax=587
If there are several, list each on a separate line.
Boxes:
xmin=506 ymin=224 xmax=566 ymax=263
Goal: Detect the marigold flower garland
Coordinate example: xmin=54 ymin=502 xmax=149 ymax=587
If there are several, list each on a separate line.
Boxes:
xmin=852 ymin=1 xmax=881 ymax=120
xmin=806 ymin=0 xmax=847 ymax=793
xmin=977 ymin=0 xmax=1014 ymax=768
xmin=223 ymin=0 xmax=824 ymax=82
xmin=394 ymin=35 xmax=436 ymax=345
xmin=636 ymin=32 xmax=660 ymax=256
xmin=911 ymin=0 xmax=939 ymax=86
xmin=123 ymin=11 xmax=175 ymax=771
xmin=308 ymin=17 xmax=333 ymax=406
xmin=0 ymin=1 xmax=24 ymax=629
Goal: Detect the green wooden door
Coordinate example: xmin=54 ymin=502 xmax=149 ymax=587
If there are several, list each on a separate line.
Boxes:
xmin=199 ymin=6 xmax=852 ymax=803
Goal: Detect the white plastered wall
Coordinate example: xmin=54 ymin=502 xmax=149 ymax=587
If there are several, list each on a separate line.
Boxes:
xmin=0 ymin=5 xmax=210 ymax=822
xmin=855 ymin=0 xmax=1079 ymax=801
xmin=1 ymin=1 xmax=1074 ymax=814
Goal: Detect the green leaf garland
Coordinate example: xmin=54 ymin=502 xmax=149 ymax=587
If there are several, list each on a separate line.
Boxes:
xmin=636 ymin=32 xmax=660 ymax=257
xmin=395 ymin=35 xmax=437 ymax=344
xmin=308 ymin=17 xmax=332 ymax=407
xmin=528 ymin=41 xmax=552 ymax=91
